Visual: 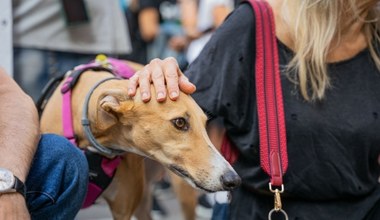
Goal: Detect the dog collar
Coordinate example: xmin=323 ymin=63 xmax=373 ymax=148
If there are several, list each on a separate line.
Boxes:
xmin=81 ymin=77 xmax=126 ymax=157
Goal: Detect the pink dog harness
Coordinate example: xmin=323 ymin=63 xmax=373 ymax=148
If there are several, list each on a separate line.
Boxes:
xmin=60 ymin=55 xmax=135 ymax=208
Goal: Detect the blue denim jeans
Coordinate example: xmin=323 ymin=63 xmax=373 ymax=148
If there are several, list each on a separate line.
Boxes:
xmin=26 ymin=134 xmax=89 ymax=220
xmin=211 ymin=202 xmax=230 ymax=220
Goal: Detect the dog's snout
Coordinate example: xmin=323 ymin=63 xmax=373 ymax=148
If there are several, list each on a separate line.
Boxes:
xmin=220 ymin=170 xmax=241 ymax=190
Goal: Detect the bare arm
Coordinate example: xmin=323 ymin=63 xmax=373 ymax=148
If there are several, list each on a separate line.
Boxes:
xmin=0 ymin=68 xmax=39 ymax=219
xmin=213 ymin=5 xmax=232 ymax=28
xmin=207 ymin=119 xmax=226 ymax=152
xmin=0 ymin=68 xmax=39 ymax=180
xmin=180 ymin=0 xmax=200 ymax=40
xmin=139 ymin=8 xmax=160 ymax=42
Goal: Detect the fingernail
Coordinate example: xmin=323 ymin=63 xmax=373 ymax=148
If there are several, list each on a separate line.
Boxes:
xmin=157 ymin=92 xmax=165 ymax=100
xmin=142 ymin=92 xmax=149 ymax=100
xmin=170 ymin=91 xmax=178 ymax=98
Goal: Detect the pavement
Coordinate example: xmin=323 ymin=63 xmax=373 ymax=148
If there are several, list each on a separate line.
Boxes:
xmin=75 ymin=184 xmax=214 ymax=220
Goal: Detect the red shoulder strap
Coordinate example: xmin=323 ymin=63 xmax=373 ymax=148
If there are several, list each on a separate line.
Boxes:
xmin=249 ymin=0 xmax=288 ymax=187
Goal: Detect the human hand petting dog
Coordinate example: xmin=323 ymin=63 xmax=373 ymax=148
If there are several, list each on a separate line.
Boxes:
xmin=127 ymin=57 xmax=196 ymax=102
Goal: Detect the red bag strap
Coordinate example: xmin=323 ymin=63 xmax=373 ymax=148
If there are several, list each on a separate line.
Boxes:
xmin=249 ymin=0 xmax=288 ymax=188
xmin=248 ymin=0 xmax=289 ymax=218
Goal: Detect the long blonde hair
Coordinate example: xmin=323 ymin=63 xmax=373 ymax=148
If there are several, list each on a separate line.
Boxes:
xmin=281 ymin=0 xmax=380 ymax=101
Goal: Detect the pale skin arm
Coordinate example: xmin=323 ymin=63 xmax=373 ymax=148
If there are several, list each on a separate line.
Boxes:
xmin=139 ymin=7 xmax=160 ymax=42
xmin=213 ymin=5 xmax=232 ymax=28
xmin=0 ymin=68 xmax=40 ymax=219
xmin=180 ymin=0 xmax=232 ymax=40
xmin=207 ymin=119 xmax=226 ymax=152
xmin=180 ymin=0 xmax=200 ymax=40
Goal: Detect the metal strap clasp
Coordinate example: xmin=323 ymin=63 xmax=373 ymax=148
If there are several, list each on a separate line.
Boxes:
xmin=268 ymin=184 xmax=288 ymax=220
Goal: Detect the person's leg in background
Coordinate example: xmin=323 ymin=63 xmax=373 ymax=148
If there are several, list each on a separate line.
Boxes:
xmin=13 ymin=48 xmax=50 ymax=102
xmin=14 ymin=47 xmax=96 ymax=102
xmin=25 ymin=134 xmax=89 ymax=220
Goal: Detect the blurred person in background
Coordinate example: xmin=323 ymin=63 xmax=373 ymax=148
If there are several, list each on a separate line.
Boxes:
xmin=12 ymin=0 xmax=132 ymax=101
xmin=122 ymin=0 xmax=155 ymax=64
xmin=143 ymin=0 xmax=189 ymax=70
xmin=180 ymin=0 xmax=234 ymax=64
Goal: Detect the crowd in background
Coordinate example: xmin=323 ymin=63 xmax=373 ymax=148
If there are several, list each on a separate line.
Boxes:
xmin=12 ymin=0 xmax=239 ymax=102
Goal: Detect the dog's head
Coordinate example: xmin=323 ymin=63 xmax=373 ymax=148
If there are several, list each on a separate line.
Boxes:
xmin=92 ymin=85 xmax=241 ymax=192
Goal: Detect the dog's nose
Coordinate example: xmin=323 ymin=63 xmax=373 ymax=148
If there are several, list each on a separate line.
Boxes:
xmin=220 ymin=170 xmax=241 ymax=190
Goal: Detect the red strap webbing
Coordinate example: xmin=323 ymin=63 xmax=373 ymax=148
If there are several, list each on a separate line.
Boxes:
xmin=249 ymin=0 xmax=288 ymax=187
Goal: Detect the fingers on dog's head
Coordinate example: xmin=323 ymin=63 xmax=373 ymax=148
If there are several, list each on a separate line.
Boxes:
xmin=150 ymin=59 xmax=167 ymax=102
xmin=162 ymin=57 xmax=180 ymax=100
xmin=137 ymin=68 xmax=152 ymax=102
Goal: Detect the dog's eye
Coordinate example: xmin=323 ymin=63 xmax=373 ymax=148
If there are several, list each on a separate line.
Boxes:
xmin=171 ymin=118 xmax=189 ymax=131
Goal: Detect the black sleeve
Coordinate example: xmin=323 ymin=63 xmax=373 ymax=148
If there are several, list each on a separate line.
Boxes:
xmin=185 ymin=3 xmax=256 ymax=130
xmin=139 ymin=0 xmax=159 ymax=9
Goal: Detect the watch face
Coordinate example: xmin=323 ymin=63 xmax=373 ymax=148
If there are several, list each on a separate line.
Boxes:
xmin=0 ymin=168 xmax=15 ymax=192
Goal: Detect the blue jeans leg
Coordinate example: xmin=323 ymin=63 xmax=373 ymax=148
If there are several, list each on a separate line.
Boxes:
xmin=26 ymin=134 xmax=89 ymax=220
xmin=211 ymin=202 xmax=230 ymax=220
xmin=13 ymin=47 xmax=97 ymax=102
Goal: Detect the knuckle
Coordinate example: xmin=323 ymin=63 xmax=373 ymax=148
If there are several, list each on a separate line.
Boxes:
xmin=152 ymin=69 xmax=164 ymax=80
xmin=155 ymin=84 xmax=166 ymax=91
xmin=165 ymin=70 xmax=178 ymax=79
xmin=150 ymin=58 xmax=162 ymax=65
xmin=128 ymin=80 xmax=136 ymax=87
xmin=137 ymin=69 xmax=152 ymax=82
xmin=167 ymin=85 xmax=179 ymax=95
xmin=164 ymin=57 xmax=177 ymax=64
xmin=139 ymin=68 xmax=149 ymax=77
xmin=129 ymin=73 xmax=138 ymax=81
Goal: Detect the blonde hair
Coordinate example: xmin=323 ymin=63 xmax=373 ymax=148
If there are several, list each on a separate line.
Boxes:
xmin=281 ymin=0 xmax=380 ymax=101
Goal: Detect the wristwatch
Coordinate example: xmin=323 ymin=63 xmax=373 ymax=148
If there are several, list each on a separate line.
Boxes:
xmin=0 ymin=168 xmax=26 ymax=198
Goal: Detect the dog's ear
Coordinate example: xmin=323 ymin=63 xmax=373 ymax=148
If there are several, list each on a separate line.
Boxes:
xmin=96 ymin=89 xmax=132 ymax=131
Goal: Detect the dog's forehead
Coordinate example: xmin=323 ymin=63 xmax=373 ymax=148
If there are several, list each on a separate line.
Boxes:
xmin=133 ymin=93 xmax=207 ymax=121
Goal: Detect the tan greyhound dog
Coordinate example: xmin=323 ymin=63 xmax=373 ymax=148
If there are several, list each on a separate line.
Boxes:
xmin=39 ymin=61 xmax=241 ymax=219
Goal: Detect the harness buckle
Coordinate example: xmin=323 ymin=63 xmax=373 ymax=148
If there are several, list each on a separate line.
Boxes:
xmin=95 ymin=54 xmax=111 ymax=68
xmin=61 ymin=77 xmax=74 ymax=94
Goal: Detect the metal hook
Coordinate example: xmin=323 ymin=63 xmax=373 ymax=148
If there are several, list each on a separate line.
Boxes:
xmin=274 ymin=189 xmax=282 ymax=211
xmin=268 ymin=183 xmax=288 ymax=220
xmin=268 ymin=208 xmax=289 ymax=220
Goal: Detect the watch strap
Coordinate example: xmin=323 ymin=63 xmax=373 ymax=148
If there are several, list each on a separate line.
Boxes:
xmin=13 ymin=176 xmax=26 ymax=198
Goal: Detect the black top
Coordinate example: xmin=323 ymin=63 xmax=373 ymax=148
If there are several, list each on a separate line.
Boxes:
xmin=139 ymin=0 xmax=179 ymax=23
xmin=185 ymin=2 xmax=380 ymax=219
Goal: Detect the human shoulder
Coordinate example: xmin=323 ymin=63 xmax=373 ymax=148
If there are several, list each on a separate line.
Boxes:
xmin=226 ymin=2 xmax=254 ymax=22
xmin=216 ymin=2 xmax=255 ymax=37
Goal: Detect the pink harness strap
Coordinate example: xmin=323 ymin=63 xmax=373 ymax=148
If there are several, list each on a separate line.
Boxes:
xmin=60 ymin=55 xmax=135 ymax=208
xmin=81 ymin=156 xmax=122 ymax=208
xmin=73 ymin=56 xmax=135 ymax=78
xmin=61 ymin=77 xmax=76 ymax=145
xmin=82 ymin=183 xmax=102 ymax=209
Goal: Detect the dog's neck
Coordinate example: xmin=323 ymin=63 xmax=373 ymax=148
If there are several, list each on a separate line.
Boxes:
xmin=72 ymin=75 xmax=143 ymax=156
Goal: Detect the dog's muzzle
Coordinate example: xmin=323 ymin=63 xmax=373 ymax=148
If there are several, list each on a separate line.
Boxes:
xmin=220 ymin=170 xmax=241 ymax=190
